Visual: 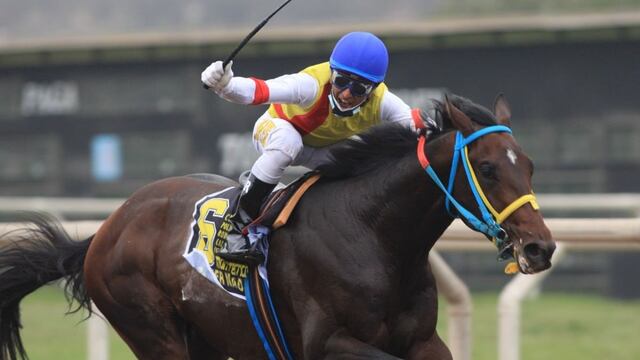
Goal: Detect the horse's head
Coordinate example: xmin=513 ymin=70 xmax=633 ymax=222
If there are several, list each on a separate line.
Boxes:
xmin=434 ymin=94 xmax=555 ymax=274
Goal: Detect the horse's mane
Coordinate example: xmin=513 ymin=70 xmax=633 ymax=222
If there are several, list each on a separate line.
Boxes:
xmin=433 ymin=94 xmax=498 ymax=131
xmin=318 ymin=94 xmax=497 ymax=179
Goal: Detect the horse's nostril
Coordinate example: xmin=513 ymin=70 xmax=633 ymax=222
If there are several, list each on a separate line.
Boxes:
xmin=524 ymin=243 xmax=542 ymax=259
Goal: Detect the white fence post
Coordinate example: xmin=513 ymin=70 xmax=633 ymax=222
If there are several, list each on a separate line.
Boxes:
xmin=88 ymin=302 xmax=109 ymax=360
xmin=497 ymin=243 xmax=566 ymax=360
xmin=430 ymin=250 xmax=472 ymax=360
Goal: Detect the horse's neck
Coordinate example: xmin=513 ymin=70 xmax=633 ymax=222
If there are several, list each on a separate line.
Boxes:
xmin=334 ymin=137 xmax=456 ymax=262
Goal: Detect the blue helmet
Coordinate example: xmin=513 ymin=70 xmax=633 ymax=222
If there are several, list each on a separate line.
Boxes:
xmin=329 ymin=32 xmax=388 ymax=83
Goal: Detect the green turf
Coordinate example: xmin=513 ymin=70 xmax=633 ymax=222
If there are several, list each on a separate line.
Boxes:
xmin=20 ymin=285 xmax=134 ymax=360
xmin=17 ymin=286 xmax=640 ymax=359
xmin=437 ymin=292 xmax=640 ymax=360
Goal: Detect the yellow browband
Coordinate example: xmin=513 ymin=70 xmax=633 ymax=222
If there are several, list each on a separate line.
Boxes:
xmin=463 ymin=147 xmax=539 ymax=224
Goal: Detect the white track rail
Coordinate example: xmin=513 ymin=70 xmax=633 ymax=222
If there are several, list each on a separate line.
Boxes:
xmin=0 ymin=197 xmax=123 ymax=218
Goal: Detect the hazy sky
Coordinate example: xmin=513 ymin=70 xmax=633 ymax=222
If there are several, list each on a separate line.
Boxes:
xmin=0 ymin=0 xmax=440 ymax=42
xmin=1 ymin=0 xmax=637 ymax=44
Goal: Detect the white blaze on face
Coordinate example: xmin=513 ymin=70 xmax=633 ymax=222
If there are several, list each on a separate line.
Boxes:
xmin=506 ymin=148 xmax=518 ymax=165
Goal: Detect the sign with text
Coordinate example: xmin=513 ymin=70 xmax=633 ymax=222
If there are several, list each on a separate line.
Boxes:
xmin=21 ymin=81 xmax=79 ymax=116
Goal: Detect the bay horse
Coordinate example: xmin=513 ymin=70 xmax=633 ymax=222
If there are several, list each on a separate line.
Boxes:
xmin=0 ymin=94 xmax=554 ymax=359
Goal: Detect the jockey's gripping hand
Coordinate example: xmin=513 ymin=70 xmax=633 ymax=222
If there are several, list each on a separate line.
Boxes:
xmin=201 ymin=60 xmax=234 ymax=92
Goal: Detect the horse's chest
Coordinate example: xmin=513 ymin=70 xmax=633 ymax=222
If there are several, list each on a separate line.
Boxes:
xmin=343 ymin=302 xmax=419 ymax=350
xmin=335 ymin=272 xmax=435 ymax=345
xmin=340 ymin=285 xmax=404 ymax=330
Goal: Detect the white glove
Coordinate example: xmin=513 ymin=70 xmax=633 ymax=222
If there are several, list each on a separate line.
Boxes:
xmin=201 ymin=60 xmax=234 ymax=91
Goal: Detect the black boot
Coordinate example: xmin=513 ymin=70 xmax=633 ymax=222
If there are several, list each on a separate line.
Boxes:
xmin=238 ymin=174 xmax=277 ymax=221
xmin=216 ymin=173 xmax=276 ymax=265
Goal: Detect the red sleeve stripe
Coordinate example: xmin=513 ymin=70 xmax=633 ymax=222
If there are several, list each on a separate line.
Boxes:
xmin=250 ymin=77 xmax=270 ymax=105
xmin=411 ymin=108 xmax=425 ymax=129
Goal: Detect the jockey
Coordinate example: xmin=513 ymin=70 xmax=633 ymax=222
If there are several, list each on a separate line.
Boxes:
xmin=201 ymin=31 xmax=426 ymax=263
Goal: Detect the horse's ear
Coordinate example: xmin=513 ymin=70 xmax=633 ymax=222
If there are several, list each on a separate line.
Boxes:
xmin=444 ymin=94 xmax=475 ymax=136
xmin=493 ymin=93 xmax=512 ymax=126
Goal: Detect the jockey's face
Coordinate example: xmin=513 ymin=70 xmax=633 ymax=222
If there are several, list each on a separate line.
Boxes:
xmin=330 ymin=70 xmax=375 ymax=110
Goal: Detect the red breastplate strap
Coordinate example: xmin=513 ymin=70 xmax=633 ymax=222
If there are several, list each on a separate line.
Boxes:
xmin=417 ymin=135 xmax=430 ymax=168
xmin=411 ymin=108 xmax=424 ymax=130
xmin=412 ymin=108 xmax=430 ymax=168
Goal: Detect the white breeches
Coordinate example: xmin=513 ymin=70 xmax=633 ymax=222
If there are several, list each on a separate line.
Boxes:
xmin=250 ymin=113 xmax=333 ymax=184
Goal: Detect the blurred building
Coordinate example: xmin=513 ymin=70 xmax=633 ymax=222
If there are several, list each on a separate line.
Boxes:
xmin=1 ymin=5 xmax=640 ymax=196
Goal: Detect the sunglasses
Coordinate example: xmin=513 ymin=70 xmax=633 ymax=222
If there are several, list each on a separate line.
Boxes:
xmin=331 ymin=70 xmax=374 ymax=97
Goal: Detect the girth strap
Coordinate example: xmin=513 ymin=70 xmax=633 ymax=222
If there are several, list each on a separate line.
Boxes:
xmin=244 ymin=267 xmax=294 ymax=360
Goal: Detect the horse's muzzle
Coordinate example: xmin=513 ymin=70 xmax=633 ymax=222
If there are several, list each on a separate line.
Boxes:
xmin=519 ymin=240 xmax=556 ymax=274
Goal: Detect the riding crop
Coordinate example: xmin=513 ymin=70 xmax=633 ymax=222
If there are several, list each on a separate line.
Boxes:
xmin=202 ymin=0 xmax=293 ymax=89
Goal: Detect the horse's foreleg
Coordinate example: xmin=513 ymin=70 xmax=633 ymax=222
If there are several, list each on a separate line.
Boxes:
xmin=321 ymin=329 xmax=403 ymax=360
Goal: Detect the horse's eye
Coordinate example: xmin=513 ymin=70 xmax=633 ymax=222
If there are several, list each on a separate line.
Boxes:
xmin=479 ymin=162 xmax=498 ymax=180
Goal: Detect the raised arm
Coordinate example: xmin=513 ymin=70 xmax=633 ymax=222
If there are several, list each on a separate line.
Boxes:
xmin=201 ymin=61 xmax=319 ymax=107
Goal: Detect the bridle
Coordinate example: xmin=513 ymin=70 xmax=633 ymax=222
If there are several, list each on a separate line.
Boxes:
xmin=416 ymin=124 xmax=539 ymax=259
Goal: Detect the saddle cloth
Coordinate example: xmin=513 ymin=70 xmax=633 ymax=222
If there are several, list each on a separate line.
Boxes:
xmin=182 ymin=172 xmax=320 ymax=299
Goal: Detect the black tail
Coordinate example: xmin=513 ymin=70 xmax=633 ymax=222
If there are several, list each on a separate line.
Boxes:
xmin=0 ymin=213 xmax=94 ymax=360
